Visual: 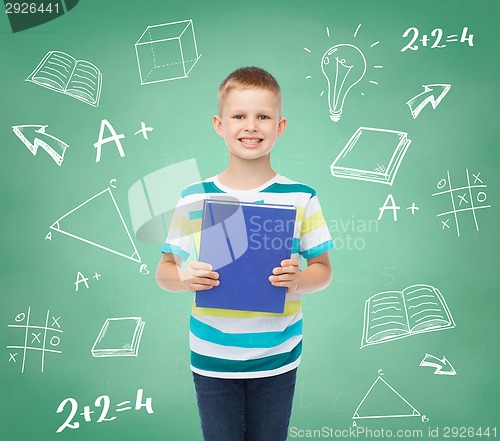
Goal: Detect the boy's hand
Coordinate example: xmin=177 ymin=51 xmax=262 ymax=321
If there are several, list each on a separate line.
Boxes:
xmin=181 ymin=261 xmax=220 ymax=292
xmin=269 ymin=258 xmax=301 ymax=294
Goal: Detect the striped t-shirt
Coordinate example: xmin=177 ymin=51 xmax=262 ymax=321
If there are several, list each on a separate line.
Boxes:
xmin=161 ymin=173 xmax=334 ymax=379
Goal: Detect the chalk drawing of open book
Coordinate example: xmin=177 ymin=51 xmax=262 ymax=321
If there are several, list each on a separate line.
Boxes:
xmin=361 ymin=284 xmax=455 ymax=348
xmin=26 ymin=50 xmax=102 ymax=107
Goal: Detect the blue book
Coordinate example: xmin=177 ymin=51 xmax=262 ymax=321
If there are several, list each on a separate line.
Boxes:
xmin=195 ymin=199 xmax=297 ymax=313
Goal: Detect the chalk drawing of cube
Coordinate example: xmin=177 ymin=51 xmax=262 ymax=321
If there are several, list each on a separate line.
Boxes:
xmin=135 ymin=19 xmax=201 ymax=85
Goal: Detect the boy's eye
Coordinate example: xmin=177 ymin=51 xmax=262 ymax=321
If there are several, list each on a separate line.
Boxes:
xmin=233 ymin=115 xmax=244 ymax=119
xmin=258 ymin=115 xmax=270 ymax=120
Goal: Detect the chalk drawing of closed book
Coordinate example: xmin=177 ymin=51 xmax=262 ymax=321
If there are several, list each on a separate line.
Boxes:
xmin=361 ymin=284 xmax=455 ymax=348
xmin=91 ymin=317 xmax=145 ymax=357
xmin=26 ymin=50 xmax=102 ymax=107
xmin=330 ymin=127 xmax=411 ymax=186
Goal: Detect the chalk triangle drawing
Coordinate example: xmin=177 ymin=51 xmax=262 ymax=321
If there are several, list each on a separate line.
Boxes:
xmin=353 ymin=374 xmax=421 ymax=421
xmin=50 ymin=187 xmax=141 ymax=263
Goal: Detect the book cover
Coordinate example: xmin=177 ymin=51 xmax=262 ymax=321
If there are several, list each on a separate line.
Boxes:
xmin=361 ymin=284 xmax=455 ymax=348
xmin=330 ymin=126 xmax=411 ymax=186
xmin=91 ymin=317 xmax=145 ymax=357
xmin=195 ymin=199 xmax=296 ymax=313
xmin=26 ymin=50 xmax=102 ymax=107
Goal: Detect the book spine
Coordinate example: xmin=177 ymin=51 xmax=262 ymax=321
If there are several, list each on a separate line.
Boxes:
xmin=209 ymin=202 xmax=236 ymax=262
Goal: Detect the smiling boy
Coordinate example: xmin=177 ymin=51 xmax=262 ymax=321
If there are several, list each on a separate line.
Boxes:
xmin=156 ymin=67 xmax=334 ymax=441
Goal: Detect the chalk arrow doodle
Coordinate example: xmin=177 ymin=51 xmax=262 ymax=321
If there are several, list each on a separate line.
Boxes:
xmin=12 ymin=125 xmax=68 ymax=166
xmin=406 ymin=84 xmax=451 ymax=119
xmin=419 ymin=353 xmax=457 ymax=375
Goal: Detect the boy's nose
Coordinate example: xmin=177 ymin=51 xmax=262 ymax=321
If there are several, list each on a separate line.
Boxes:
xmin=245 ymin=119 xmax=258 ymax=131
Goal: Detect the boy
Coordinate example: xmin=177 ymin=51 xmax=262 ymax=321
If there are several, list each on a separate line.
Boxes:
xmin=156 ymin=67 xmax=334 ymax=441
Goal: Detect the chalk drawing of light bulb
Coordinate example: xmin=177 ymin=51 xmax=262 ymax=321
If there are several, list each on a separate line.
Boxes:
xmin=321 ymin=44 xmax=367 ymax=122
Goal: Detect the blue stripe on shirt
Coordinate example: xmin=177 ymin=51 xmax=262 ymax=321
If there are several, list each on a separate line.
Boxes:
xmin=190 ymin=315 xmax=303 ymax=348
xmin=161 ymin=243 xmax=190 ymax=261
xmin=301 ymin=239 xmax=334 ymax=259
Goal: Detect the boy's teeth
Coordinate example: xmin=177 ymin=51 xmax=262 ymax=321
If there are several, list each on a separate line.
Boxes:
xmin=241 ymin=138 xmax=260 ymax=143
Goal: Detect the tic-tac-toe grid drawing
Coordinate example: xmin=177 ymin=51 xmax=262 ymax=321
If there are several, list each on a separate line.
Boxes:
xmin=432 ymin=169 xmax=491 ymax=237
xmin=6 ymin=307 xmax=63 ymax=373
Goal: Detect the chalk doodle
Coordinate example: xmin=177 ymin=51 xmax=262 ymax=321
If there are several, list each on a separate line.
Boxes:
xmin=12 ymin=124 xmax=69 ymax=166
xmin=56 ymin=388 xmax=153 ymax=433
xmin=26 ymin=50 xmax=102 ymax=107
xmin=304 ymin=24 xmax=383 ymax=122
xmin=432 ymin=170 xmax=491 ymax=237
xmin=361 ymin=284 xmax=455 ymax=348
xmin=320 ymin=43 xmax=366 ymax=122
xmin=74 ymin=271 xmax=102 ymax=292
xmin=353 ymin=370 xmax=427 ymax=425
xmin=401 ymin=26 xmax=474 ymax=52
xmin=6 ymin=307 xmax=63 ymax=373
xmin=419 ymin=353 xmax=457 ymax=376
xmin=407 ymin=84 xmax=451 ymax=119
xmin=134 ymin=122 xmax=153 ymax=140
xmin=93 ymin=119 xmax=125 ymax=162
xmin=91 ymin=317 xmax=145 ymax=357
xmin=378 ymin=195 xmax=420 ymax=221
xmin=49 ymin=186 xmax=142 ymax=263
xmin=330 ymin=127 xmax=411 ymax=185
xmin=378 ymin=194 xmax=400 ymax=221
xmin=407 ymin=203 xmax=419 ymax=215
xmin=135 ymin=19 xmax=202 ymax=85
xmin=93 ymin=120 xmax=155 ymax=162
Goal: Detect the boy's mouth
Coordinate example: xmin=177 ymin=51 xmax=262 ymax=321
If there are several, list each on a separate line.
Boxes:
xmin=238 ymin=137 xmax=263 ymax=147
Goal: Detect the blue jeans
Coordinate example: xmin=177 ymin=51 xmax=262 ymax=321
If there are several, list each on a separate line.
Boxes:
xmin=192 ymin=368 xmax=297 ymax=441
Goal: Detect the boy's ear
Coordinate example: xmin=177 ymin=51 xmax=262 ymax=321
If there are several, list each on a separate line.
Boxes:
xmin=277 ymin=117 xmax=287 ymax=138
xmin=213 ymin=115 xmax=224 ymax=137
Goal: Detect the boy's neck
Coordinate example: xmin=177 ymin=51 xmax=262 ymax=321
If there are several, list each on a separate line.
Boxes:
xmin=218 ymin=155 xmax=276 ymax=190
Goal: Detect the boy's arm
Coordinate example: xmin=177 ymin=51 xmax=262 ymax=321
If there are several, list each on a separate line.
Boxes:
xmin=156 ymin=253 xmax=219 ymax=293
xmin=269 ymin=252 xmax=332 ymax=295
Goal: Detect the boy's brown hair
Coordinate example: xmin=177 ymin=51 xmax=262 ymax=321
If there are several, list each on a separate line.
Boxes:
xmin=218 ymin=67 xmax=282 ymax=114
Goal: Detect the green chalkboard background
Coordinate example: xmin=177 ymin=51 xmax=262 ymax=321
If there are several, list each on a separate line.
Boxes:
xmin=1 ymin=0 xmax=499 ymax=439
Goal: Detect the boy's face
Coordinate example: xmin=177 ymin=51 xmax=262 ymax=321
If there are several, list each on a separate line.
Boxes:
xmin=213 ymin=88 xmax=286 ymax=161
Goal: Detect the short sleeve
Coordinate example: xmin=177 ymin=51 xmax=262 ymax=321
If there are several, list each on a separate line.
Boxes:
xmin=299 ymin=194 xmax=334 ymax=259
xmin=160 ymin=195 xmax=196 ymax=262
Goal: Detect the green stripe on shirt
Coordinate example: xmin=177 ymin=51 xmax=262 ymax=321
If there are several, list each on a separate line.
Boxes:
xmin=181 ymin=181 xmax=225 ymax=198
xmin=262 ymin=182 xmax=316 ymax=197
